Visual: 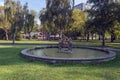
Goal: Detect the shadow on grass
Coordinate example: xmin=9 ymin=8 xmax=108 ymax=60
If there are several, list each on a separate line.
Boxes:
xmin=0 ymin=47 xmax=46 ymax=65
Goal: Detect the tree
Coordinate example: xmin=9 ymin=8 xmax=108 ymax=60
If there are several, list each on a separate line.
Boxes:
xmin=0 ymin=28 xmax=6 ymax=40
xmin=45 ymin=0 xmax=73 ymax=39
xmin=23 ymin=3 xmax=35 ymax=40
xmin=25 ymin=14 xmax=35 ymax=39
xmin=0 ymin=13 xmax=11 ymax=40
xmin=30 ymin=10 xmax=39 ymax=32
xmin=0 ymin=6 xmax=10 ymax=40
xmin=109 ymin=21 xmax=120 ymax=42
xmin=11 ymin=1 xmax=24 ymax=43
xmin=4 ymin=0 xmax=28 ymax=43
xmin=39 ymin=8 xmax=48 ymax=40
xmin=23 ymin=2 xmax=29 ymax=34
xmin=71 ymin=9 xmax=86 ymax=39
xmin=87 ymin=0 xmax=120 ymax=47
xmin=30 ymin=10 xmax=37 ymax=17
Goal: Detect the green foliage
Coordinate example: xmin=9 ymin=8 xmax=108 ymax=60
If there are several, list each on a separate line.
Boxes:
xmin=30 ymin=10 xmax=37 ymax=17
xmin=72 ymin=9 xmax=86 ymax=28
xmin=40 ymin=0 xmax=74 ymax=39
xmin=25 ymin=14 xmax=34 ymax=33
xmin=87 ymin=0 xmax=120 ymax=46
xmin=1 ymin=3 xmax=36 ymax=40
xmin=23 ymin=3 xmax=35 ymax=35
xmin=0 ymin=0 xmax=36 ymax=41
xmin=3 ymin=0 xmax=25 ymax=41
xmin=70 ymin=9 xmax=86 ymax=38
xmin=113 ymin=21 xmax=120 ymax=37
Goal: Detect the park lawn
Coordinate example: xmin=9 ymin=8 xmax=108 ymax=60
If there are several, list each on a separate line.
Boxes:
xmin=0 ymin=46 xmax=120 ymax=80
xmin=0 ymin=40 xmax=58 ymax=45
xmin=0 ymin=40 xmax=120 ymax=48
xmin=72 ymin=40 xmax=120 ymax=48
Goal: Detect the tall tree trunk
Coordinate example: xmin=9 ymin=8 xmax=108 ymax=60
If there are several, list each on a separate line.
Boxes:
xmin=98 ymin=34 xmax=101 ymax=40
xmin=5 ymin=29 xmax=9 ymax=40
xmin=28 ymin=32 xmax=31 ymax=40
xmin=13 ymin=32 xmax=16 ymax=45
xmin=102 ymin=32 xmax=105 ymax=47
xmin=12 ymin=24 xmax=16 ymax=45
xmin=48 ymin=32 xmax=51 ymax=41
xmin=95 ymin=33 xmax=97 ymax=40
xmin=74 ymin=28 xmax=77 ymax=40
xmin=42 ymin=28 xmax=45 ymax=40
xmin=72 ymin=0 xmax=75 ymax=9
xmin=60 ymin=22 xmax=63 ymax=39
xmin=111 ymin=31 xmax=116 ymax=42
xmin=91 ymin=33 xmax=94 ymax=40
xmin=86 ymin=33 xmax=89 ymax=42
xmin=43 ymin=30 xmax=45 ymax=40
xmin=54 ymin=34 xmax=56 ymax=40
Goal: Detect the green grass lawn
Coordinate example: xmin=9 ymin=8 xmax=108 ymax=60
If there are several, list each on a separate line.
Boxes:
xmin=0 ymin=40 xmax=120 ymax=80
xmin=0 ymin=40 xmax=120 ymax=48
xmin=0 ymin=46 xmax=120 ymax=80
xmin=0 ymin=40 xmax=58 ymax=45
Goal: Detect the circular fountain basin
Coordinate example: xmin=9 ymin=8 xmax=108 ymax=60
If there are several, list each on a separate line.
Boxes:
xmin=21 ymin=46 xmax=116 ymax=63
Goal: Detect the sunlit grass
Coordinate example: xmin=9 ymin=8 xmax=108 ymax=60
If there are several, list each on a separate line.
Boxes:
xmin=0 ymin=40 xmax=58 ymax=45
xmin=0 ymin=46 xmax=120 ymax=80
xmin=0 ymin=40 xmax=120 ymax=48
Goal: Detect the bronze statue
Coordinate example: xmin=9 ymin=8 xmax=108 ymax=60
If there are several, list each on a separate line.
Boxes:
xmin=58 ymin=34 xmax=72 ymax=53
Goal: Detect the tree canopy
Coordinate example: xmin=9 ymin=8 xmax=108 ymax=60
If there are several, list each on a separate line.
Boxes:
xmin=87 ymin=0 xmax=120 ymax=46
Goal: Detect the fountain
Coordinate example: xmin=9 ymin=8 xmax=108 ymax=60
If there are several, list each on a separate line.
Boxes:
xmin=15 ymin=0 xmax=115 ymax=63
xmin=21 ymin=35 xmax=116 ymax=63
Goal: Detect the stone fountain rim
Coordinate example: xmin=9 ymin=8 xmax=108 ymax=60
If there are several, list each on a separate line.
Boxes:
xmin=21 ymin=45 xmax=116 ymax=63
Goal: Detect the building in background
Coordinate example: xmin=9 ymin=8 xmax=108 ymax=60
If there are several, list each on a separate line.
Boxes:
xmin=74 ymin=0 xmax=120 ymax=11
xmin=74 ymin=3 xmax=92 ymax=11
xmin=74 ymin=3 xmax=92 ymax=20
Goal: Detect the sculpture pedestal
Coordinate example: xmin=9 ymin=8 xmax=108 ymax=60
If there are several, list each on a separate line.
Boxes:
xmin=58 ymin=49 xmax=72 ymax=54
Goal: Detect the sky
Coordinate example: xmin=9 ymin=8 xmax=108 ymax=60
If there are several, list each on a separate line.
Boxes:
xmin=0 ymin=0 xmax=87 ymax=24
xmin=0 ymin=0 xmax=87 ymax=12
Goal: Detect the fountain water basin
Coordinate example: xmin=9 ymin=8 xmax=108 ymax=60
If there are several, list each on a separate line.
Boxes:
xmin=21 ymin=46 xmax=116 ymax=63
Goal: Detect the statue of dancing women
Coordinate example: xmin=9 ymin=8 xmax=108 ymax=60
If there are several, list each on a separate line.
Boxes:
xmin=58 ymin=34 xmax=72 ymax=53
